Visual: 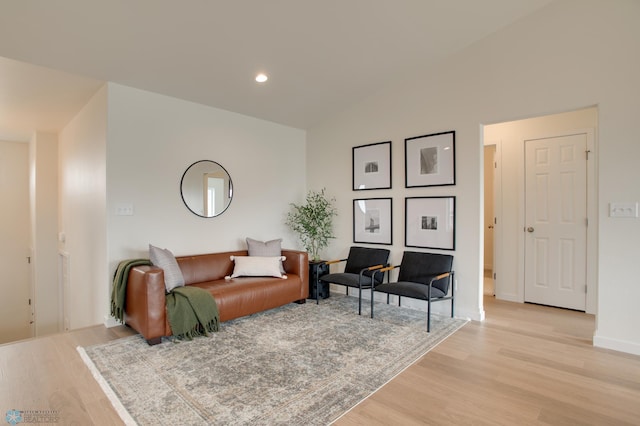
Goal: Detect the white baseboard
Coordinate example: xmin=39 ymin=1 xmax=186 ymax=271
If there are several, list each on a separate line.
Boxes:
xmin=494 ymin=293 xmax=521 ymax=303
xmin=103 ymin=315 xmax=123 ymax=328
xmin=457 ymin=307 xmax=485 ymax=322
xmin=331 ymin=284 xmax=485 ymax=322
xmin=593 ymin=334 xmax=640 ymax=356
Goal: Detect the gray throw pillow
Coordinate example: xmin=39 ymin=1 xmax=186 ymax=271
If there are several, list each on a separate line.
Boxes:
xmin=246 ymin=237 xmax=282 ymax=256
xmin=149 ymin=244 xmax=185 ymax=292
xmin=246 ymin=238 xmax=285 ymax=273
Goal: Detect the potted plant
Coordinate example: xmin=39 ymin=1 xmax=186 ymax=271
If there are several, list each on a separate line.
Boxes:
xmin=286 ymin=188 xmax=337 ymax=261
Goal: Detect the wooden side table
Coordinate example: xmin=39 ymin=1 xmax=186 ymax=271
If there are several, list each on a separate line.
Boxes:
xmin=308 ymin=260 xmax=330 ymax=301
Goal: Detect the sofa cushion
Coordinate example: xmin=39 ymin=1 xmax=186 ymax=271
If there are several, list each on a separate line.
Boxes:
xmin=229 ymin=255 xmax=286 ymax=279
xmin=149 ymin=244 xmax=185 ymax=291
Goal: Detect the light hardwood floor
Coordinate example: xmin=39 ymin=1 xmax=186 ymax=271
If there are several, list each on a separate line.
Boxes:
xmin=1 ymin=297 xmax=639 ymax=425
xmin=337 ymin=297 xmax=640 ymax=425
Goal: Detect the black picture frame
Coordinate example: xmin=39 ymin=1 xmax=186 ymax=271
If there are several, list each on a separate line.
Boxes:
xmin=405 ymin=196 xmax=455 ymax=250
xmin=353 ymin=141 xmax=392 ymax=190
xmin=353 ymin=197 xmax=393 ymax=245
xmin=405 ymin=131 xmax=455 ymax=188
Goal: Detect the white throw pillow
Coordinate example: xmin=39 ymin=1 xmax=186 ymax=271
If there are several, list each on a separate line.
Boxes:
xmin=149 ymin=244 xmax=185 ymax=292
xmin=229 ymin=255 xmax=287 ymax=279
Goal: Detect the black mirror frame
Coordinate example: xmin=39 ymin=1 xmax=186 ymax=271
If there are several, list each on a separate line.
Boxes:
xmin=180 ymin=160 xmax=233 ymax=218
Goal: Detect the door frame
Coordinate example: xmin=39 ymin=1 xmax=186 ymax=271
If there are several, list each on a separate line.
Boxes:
xmin=517 ymin=128 xmax=597 ymax=314
xmin=484 ymin=142 xmax=502 ymax=297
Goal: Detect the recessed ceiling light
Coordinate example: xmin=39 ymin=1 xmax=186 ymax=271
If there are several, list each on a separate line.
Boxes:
xmin=255 ymin=73 xmax=268 ymax=83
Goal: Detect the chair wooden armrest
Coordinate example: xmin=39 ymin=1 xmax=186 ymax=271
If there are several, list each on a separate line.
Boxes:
xmin=371 ymin=264 xmax=398 ymax=284
xmin=324 ymin=258 xmax=347 ymax=265
xmin=357 ymin=264 xmax=386 ymax=280
xmin=377 ymin=265 xmax=398 ymax=274
xmin=430 ymin=272 xmax=452 ymax=282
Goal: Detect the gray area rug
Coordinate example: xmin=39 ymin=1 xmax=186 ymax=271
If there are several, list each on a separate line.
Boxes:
xmin=79 ymin=295 xmax=467 ymax=425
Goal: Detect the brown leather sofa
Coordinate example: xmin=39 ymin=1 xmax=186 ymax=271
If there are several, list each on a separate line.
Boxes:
xmin=125 ymin=249 xmax=309 ymax=344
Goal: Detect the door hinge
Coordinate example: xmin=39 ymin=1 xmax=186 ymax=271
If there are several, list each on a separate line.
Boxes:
xmin=586 ymin=218 xmax=589 ymax=227
xmin=494 ymin=161 xmax=497 ymax=169
xmin=493 ymin=272 xmax=496 ymax=280
xmin=28 ymin=298 xmax=31 ymax=306
xmin=586 ymin=150 xmax=591 ymax=159
xmin=494 ymin=217 xmax=497 ymax=225
xmin=27 ymin=256 xmax=31 ymax=264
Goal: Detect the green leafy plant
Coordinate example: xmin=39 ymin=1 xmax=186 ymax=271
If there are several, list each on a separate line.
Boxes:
xmin=286 ymin=189 xmax=337 ymax=261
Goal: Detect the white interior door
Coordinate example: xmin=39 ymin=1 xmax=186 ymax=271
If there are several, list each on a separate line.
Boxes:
xmin=524 ymin=133 xmax=587 ymax=311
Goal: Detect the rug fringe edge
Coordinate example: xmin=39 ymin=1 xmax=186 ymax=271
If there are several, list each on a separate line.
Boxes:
xmin=76 ymin=346 xmax=138 ymax=426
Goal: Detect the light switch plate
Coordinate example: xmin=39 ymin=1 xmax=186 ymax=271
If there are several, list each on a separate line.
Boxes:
xmin=115 ymin=203 xmax=134 ymax=216
xmin=609 ymin=202 xmax=638 ymax=218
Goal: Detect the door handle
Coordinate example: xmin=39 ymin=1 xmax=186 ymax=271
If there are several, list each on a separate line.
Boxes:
xmin=526 ymin=227 xmax=535 ymax=233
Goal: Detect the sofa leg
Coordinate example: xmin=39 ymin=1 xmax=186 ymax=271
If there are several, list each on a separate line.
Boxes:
xmin=294 ymin=299 xmax=307 ymax=304
xmin=146 ymin=337 xmax=162 ymax=345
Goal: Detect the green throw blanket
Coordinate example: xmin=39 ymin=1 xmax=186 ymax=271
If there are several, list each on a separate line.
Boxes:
xmin=166 ymin=286 xmax=220 ymax=340
xmin=111 ymin=258 xmax=152 ymax=323
xmin=111 ymin=258 xmax=219 ymax=340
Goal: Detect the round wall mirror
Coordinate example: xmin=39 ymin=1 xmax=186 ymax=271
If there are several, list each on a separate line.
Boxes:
xmin=180 ymin=160 xmax=233 ymax=217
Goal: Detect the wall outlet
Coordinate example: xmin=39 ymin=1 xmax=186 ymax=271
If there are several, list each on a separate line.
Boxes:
xmin=609 ymin=202 xmax=638 ymax=218
xmin=115 ymin=203 xmax=134 ymax=216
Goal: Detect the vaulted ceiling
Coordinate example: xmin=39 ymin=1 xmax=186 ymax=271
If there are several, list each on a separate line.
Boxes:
xmin=0 ymin=0 xmax=553 ymax=141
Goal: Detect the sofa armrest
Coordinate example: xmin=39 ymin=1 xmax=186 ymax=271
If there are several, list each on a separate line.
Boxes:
xmin=282 ymin=249 xmax=309 ymax=299
xmin=125 ymin=265 xmax=167 ymax=342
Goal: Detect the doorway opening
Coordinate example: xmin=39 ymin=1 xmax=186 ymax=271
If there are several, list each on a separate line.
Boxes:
xmin=482 ymin=106 xmax=598 ymax=314
xmin=0 ymin=140 xmax=32 ymax=344
xmin=483 ymin=144 xmax=496 ymax=297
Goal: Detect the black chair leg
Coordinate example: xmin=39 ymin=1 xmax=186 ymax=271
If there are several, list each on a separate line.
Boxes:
xmin=371 ymin=288 xmax=375 ymax=318
xmin=451 ymin=274 xmax=455 ymax=318
xmin=358 ymin=287 xmax=362 ymax=315
xmin=427 ymin=298 xmax=431 ymax=332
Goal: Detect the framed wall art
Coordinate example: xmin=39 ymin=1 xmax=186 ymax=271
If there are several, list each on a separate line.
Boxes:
xmin=405 ymin=130 xmax=455 ymax=187
xmin=353 ymin=197 xmax=392 ymax=245
xmin=352 ymin=141 xmax=392 ymax=190
xmin=405 ymin=196 xmax=455 ymax=250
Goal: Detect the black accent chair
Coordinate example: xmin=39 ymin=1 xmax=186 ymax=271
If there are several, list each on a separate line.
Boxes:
xmin=372 ymin=251 xmax=454 ymax=332
xmin=317 ymin=246 xmax=390 ymax=315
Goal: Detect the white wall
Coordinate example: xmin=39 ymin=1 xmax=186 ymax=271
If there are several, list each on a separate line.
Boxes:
xmin=306 ymin=0 xmax=640 ymax=354
xmin=58 ymin=85 xmax=108 ymax=329
xmin=104 ymin=83 xmax=306 ymax=319
xmin=484 ymin=107 xmax=598 ymax=313
xmin=58 ymin=83 xmax=307 ymax=329
xmin=29 ymin=131 xmax=59 ymax=335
